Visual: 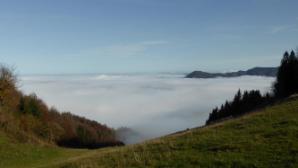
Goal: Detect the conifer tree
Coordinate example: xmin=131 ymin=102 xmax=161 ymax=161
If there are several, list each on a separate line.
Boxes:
xmin=274 ymin=50 xmax=298 ymax=98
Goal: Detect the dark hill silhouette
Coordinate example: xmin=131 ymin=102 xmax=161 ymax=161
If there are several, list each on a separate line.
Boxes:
xmin=186 ymin=67 xmax=278 ymax=78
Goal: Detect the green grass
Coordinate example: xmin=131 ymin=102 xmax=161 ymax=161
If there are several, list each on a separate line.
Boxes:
xmin=0 ymin=132 xmax=90 ymax=168
xmin=1 ymin=97 xmax=298 ymax=168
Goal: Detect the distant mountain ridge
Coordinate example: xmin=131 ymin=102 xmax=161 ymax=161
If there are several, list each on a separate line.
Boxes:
xmin=186 ymin=67 xmax=278 ymax=78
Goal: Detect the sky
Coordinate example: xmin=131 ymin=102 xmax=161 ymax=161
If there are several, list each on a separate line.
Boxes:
xmin=0 ymin=0 xmax=298 ymax=74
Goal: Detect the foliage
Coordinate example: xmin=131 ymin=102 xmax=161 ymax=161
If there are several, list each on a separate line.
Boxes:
xmin=56 ymin=113 xmax=124 ymax=149
xmin=274 ymin=50 xmax=298 ymax=98
xmin=0 ymin=65 xmax=21 ymax=112
xmin=206 ymin=90 xmax=274 ymax=124
xmin=0 ymin=65 xmax=123 ymax=148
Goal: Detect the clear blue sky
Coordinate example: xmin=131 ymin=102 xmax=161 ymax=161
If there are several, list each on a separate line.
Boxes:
xmin=0 ymin=0 xmax=297 ymax=74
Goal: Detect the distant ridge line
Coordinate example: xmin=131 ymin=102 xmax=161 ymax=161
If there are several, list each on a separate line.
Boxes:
xmin=186 ymin=67 xmax=278 ymax=78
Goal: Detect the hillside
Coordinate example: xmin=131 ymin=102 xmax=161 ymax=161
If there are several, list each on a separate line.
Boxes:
xmin=0 ymin=66 xmax=123 ymax=149
xmin=186 ymin=67 xmax=278 ymax=78
xmin=1 ymin=96 xmax=297 ymax=168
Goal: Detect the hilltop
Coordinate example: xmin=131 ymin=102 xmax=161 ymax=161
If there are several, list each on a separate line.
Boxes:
xmin=186 ymin=67 xmax=278 ymax=78
xmin=1 ymin=96 xmax=297 ymax=168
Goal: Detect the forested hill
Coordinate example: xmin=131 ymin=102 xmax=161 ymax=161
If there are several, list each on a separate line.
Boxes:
xmin=186 ymin=67 xmax=277 ymax=78
xmin=0 ymin=66 xmax=123 ymax=149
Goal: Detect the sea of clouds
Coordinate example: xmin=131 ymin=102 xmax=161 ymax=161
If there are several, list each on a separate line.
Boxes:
xmin=19 ymin=74 xmax=275 ymax=144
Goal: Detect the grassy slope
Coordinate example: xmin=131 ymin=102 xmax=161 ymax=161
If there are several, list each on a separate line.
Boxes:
xmin=1 ymin=97 xmax=298 ymax=168
xmin=0 ymin=132 xmax=91 ymax=168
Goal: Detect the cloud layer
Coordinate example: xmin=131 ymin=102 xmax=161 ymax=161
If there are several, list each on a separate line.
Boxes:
xmin=20 ymin=74 xmax=275 ymax=143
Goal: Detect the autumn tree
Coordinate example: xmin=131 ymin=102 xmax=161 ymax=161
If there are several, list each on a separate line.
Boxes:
xmin=0 ymin=65 xmax=20 ymax=111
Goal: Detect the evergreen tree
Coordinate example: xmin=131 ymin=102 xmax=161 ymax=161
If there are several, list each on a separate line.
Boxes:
xmin=274 ymin=50 xmax=298 ymax=98
xmin=206 ymin=48 xmax=298 ymax=125
xmin=206 ymin=89 xmax=272 ymax=124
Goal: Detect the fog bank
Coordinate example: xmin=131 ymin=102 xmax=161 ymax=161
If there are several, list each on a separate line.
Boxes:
xmin=20 ymin=74 xmax=274 ymax=144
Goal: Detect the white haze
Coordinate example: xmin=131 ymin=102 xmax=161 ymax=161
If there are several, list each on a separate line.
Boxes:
xmin=20 ymin=74 xmax=275 ymax=144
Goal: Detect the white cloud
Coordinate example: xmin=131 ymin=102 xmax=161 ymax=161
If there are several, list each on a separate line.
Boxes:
xmin=270 ymin=25 xmax=290 ymax=34
xmin=268 ymin=25 xmax=298 ymax=34
xmin=20 ymin=74 xmax=274 ymax=144
xmin=140 ymin=40 xmax=168 ymax=45
xmin=83 ymin=40 xmax=168 ymax=58
xmin=101 ymin=43 xmax=146 ymax=57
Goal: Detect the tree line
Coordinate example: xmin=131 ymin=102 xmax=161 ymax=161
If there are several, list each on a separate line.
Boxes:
xmin=206 ymin=49 xmax=298 ymax=124
xmin=0 ymin=66 xmax=123 ymax=148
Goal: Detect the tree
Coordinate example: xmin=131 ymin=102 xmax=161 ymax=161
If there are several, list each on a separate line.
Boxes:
xmin=0 ymin=65 xmax=20 ymax=111
xmin=274 ymin=50 xmax=298 ymax=98
xmin=206 ymin=89 xmax=272 ymax=124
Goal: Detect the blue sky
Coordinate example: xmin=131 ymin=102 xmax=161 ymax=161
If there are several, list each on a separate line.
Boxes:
xmin=0 ymin=0 xmax=297 ymax=74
